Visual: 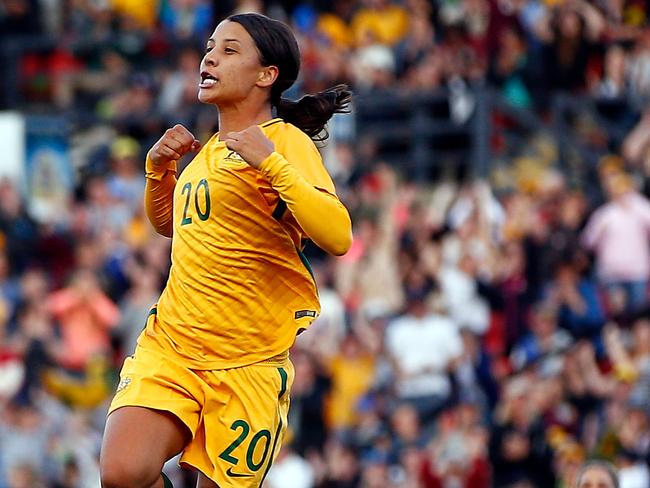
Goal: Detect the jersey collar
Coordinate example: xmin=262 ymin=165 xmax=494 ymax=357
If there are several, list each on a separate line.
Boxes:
xmin=215 ymin=118 xmax=283 ymax=143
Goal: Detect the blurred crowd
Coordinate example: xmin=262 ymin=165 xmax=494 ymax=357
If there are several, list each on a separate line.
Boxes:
xmin=2 ymin=0 xmax=650 ymax=487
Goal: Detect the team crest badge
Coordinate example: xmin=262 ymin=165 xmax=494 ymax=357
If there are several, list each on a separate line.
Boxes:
xmin=223 ymin=151 xmax=246 ymax=166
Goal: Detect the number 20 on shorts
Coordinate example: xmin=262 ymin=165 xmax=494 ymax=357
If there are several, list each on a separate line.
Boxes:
xmin=218 ymin=419 xmax=273 ymax=474
xmin=218 ymin=367 xmax=288 ymax=477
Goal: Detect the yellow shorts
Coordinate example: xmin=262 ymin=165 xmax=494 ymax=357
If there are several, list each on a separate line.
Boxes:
xmin=108 ymin=320 xmax=294 ymax=487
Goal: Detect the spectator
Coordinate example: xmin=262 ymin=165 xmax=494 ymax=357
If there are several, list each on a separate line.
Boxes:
xmin=438 ymin=250 xmax=491 ymax=336
xmin=47 ymin=269 xmax=119 ymax=371
xmin=541 ymin=2 xmax=605 ymax=94
xmin=393 ymin=14 xmax=435 ymax=78
xmin=0 ymin=180 xmax=38 ymax=275
xmin=324 ymin=332 xmax=376 ymax=433
xmin=510 ymin=302 xmax=572 ymax=372
xmin=582 ymin=172 xmax=650 ymax=314
xmin=160 ymin=0 xmax=213 ymax=41
xmin=351 ymin=0 xmax=409 ymax=47
xmin=0 ymin=404 xmax=53 ymax=486
xmin=105 ymin=136 xmax=146 ymax=217
xmin=385 ymin=271 xmax=463 ymax=424
xmin=490 ymin=375 xmax=556 ymax=487
xmin=114 ymin=263 xmax=160 ymax=358
xmin=576 ymin=460 xmax=618 ymax=488
xmin=157 ymin=46 xmax=202 ymax=122
xmin=488 ymin=23 xmax=539 ymax=109
xmin=289 ymin=350 xmax=331 ymax=455
xmin=419 ymin=405 xmax=491 ymax=487
xmin=548 ymin=260 xmax=606 ymax=343
xmin=111 ymin=0 xmax=159 ymax=29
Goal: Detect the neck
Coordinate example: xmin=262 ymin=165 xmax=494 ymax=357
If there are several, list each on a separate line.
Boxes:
xmin=217 ymin=101 xmax=274 ymax=138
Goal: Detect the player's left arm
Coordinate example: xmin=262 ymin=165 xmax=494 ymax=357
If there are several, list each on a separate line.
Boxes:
xmin=258 ymin=151 xmax=352 ymax=256
xmin=224 ymin=127 xmax=352 ymax=256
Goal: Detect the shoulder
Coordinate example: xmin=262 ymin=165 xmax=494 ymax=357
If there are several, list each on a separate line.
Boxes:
xmin=586 ymin=204 xmax=609 ymax=223
xmin=266 ymin=119 xmax=336 ymax=191
xmin=386 ymin=316 xmax=412 ymax=336
xmin=268 ymin=121 xmax=319 ymax=154
xmin=627 ymin=192 xmax=650 ymax=210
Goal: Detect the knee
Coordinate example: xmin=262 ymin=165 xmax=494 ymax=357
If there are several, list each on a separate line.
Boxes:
xmin=100 ymin=453 xmax=160 ymax=488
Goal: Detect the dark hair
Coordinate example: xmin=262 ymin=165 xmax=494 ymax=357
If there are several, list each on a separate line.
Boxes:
xmin=576 ymin=461 xmax=619 ymax=488
xmin=228 ymin=13 xmax=351 ymax=141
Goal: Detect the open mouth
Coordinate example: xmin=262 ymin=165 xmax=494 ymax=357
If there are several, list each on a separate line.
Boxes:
xmin=199 ymin=72 xmax=218 ymax=88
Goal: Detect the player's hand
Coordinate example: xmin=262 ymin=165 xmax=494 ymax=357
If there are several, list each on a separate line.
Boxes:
xmin=223 ymin=126 xmax=275 ymax=169
xmin=148 ymin=124 xmax=201 ymax=166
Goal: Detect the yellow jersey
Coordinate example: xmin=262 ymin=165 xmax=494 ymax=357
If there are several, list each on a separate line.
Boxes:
xmin=144 ymin=119 xmax=347 ymax=369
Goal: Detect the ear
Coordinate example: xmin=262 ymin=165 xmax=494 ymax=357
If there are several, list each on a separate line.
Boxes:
xmin=257 ymin=65 xmax=278 ymax=88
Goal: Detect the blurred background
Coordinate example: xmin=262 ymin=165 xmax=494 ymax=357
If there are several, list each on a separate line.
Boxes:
xmin=1 ymin=0 xmax=650 ymax=487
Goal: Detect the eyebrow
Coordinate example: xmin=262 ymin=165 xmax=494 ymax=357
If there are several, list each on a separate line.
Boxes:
xmin=206 ymin=38 xmax=241 ymax=44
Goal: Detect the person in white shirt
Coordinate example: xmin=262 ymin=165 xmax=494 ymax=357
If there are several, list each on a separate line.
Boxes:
xmin=582 ymin=172 xmax=650 ymax=313
xmin=385 ymin=276 xmax=463 ymax=424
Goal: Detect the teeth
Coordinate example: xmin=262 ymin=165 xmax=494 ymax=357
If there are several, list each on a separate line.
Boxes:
xmin=200 ymin=78 xmax=217 ymax=87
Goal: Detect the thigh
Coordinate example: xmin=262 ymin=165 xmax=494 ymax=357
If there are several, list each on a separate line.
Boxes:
xmin=102 ymin=406 xmax=190 ymax=471
xmin=181 ymin=356 xmax=295 ymax=487
xmin=101 ymin=338 xmax=203 ymax=485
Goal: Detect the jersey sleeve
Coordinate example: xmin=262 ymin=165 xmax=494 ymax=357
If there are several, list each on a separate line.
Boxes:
xmin=259 ymin=126 xmax=351 ymax=256
xmin=144 ymin=155 xmax=177 ymax=238
xmin=274 ymin=126 xmax=337 ymax=195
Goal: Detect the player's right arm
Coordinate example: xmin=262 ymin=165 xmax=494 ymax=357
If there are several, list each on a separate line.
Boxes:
xmin=144 ymin=124 xmax=200 ymax=237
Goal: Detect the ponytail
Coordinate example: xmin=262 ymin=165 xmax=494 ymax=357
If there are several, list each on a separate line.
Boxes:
xmin=274 ymin=84 xmax=352 ymax=142
xmin=226 ymin=14 xmax=352 ymax=141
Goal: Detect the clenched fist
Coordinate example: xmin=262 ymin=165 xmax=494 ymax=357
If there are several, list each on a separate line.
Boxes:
xmin=148 ymin=124 xmax=201 ymax=166
xmin=223 ymin=126 xmax=275 ymax=169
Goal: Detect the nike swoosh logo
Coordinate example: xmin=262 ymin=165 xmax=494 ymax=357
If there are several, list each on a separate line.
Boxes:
xmin=226 ymin=467 xmax=253 ymax=478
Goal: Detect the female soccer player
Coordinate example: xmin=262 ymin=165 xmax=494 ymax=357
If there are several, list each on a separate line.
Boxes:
xmin=99 ymin=13 xmax=352 ymax=488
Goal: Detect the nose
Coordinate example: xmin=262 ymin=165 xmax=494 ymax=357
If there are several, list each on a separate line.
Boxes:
xmin=203 ymin=51 xmax=218 ymax=68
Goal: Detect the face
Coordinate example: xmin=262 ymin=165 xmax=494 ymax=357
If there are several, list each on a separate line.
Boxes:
xmin=577 ymin=466 xmax=616 ymax=488
xmin=556 ymin=265 xmax=577 ymax=285
xmin=531 ymin=309 xmax=556 ymax=337
xmin=605 ymin=46 xmax=625 ymax=78
xmin=633 ymin=319 xmax=650 ymax=348
xmin=199 ymin=21 xmax=276 ymax=106
xmin=559 ymin=11 xmax=581 ymax=38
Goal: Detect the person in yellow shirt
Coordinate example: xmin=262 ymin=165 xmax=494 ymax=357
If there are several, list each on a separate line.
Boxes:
xmin=351 ymin=0 xmax=409 ymax=47
xmin=99 ymin=12 xmax=352 ymax=488
xmin=111 ymin=0 xmax=159 ymax=29
xmin=325 ymin=333 xmax=376 ymax=431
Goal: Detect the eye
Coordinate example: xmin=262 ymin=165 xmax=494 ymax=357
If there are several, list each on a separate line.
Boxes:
xmin=225 ymin=47 xmax=236 ymax=54
xmin=205 ymin=46 xmax=213 ymax=53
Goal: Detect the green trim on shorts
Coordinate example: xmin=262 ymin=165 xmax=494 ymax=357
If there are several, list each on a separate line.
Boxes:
xmin=259 ymin=416 xmax=283 ymax=486
xmin=259 ymin=367 xmax=288 ymax=486
xmin=277 ymin=367 xmax=288 ymax=399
